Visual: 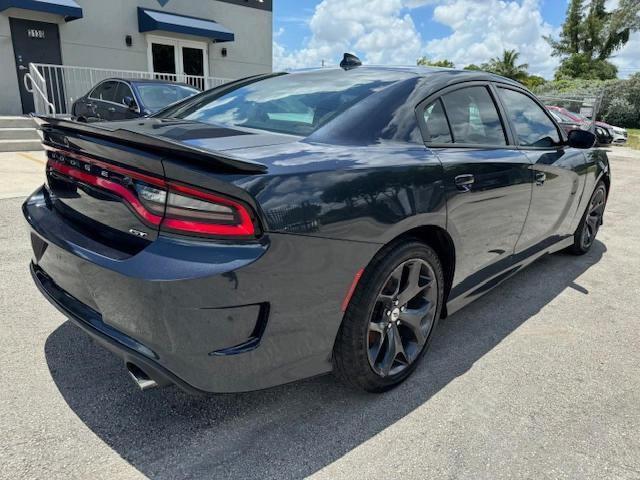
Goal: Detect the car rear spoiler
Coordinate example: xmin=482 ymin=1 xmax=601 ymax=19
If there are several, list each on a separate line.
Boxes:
xmin=33 ymin=116 xmax=268 ymax=174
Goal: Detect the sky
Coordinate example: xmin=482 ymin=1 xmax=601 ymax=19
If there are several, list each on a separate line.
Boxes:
xmin=273 ymin=0 xmax=640 ymax=79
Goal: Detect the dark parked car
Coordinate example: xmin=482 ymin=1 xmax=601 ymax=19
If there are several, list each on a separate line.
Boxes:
xmin=71 ymin=78 xmax=200 ymax=122
xmin=26 ymin=64 xmax=610 ymax=394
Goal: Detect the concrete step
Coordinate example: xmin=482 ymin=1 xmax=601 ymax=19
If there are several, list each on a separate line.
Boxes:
xmin=0 ymin=116 xmax=37 ymax=129
xmin=0 ymin=139 xmax=43 ymax=152
xmin=0 ymin=128 xmax=40 ymax=140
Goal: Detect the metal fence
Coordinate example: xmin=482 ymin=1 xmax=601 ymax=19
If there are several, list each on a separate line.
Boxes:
xmin=24 ymin=63 xmax=232 ymax=116
xmin=537 ymin=92 xmax=606 ymax=132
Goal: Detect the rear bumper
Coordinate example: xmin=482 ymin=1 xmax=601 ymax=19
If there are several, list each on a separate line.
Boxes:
xmin=24 ymin=185 xmax=379 ymax=393
xmin=30 ymin=262 xmax=205 ymax=394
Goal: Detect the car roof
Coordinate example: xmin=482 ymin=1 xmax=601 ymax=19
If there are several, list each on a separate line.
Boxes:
xmin=101 ymin=78 xmax=199 ymax=89
xmin=277 ymin=65 xmax=524 ymax=91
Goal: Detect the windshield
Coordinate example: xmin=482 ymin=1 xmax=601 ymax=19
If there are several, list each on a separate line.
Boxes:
xmin=136 ymin=84 xmax=200 ymax=112
xmin=552 ymin=109 xmax=581 ymax=123
xmin=159 ymin=69 xmax=412 ymax=136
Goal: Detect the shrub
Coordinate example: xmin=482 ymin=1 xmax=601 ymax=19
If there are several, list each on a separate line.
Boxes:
xmin=534 ymin=74 xmax=640 ymax=128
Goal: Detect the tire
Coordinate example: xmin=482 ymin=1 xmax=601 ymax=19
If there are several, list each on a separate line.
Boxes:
xmin=569 ymin=181 xmax=607 ymax=255
xmin=333 ymin=239 xmax=444 ymax=392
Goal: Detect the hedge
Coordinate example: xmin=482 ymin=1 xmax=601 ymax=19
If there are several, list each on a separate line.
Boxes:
xmin=534 ymin=73 xmax=640 ymax=129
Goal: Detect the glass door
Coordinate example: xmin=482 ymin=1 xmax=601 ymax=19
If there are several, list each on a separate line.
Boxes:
xmin=178 ymin=39 xmax=208 ymax=90
xmin=148 ymin=36 xmax=208 ymax=90
xmin=181 ymin=46 xmax=205 ymax=90
xmin=150 ymin=38 xmax=178 ymax=82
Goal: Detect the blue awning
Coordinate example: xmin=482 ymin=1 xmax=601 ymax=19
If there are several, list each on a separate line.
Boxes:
xmin=0 ymin=0 xmax=83 ymax=21
xmin=138 ymin=8 xmax=234 ymax=42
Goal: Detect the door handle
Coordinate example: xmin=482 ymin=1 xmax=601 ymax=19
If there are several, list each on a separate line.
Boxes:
xmin=535 ymin=172 xmax=546 ymax=186
xmin=107 ymin=107 xmax=116 ymax=113
xmin=455 ymin=174 xmax=475 ymax=191
xmin=18 ymin=65 xmax=28 ymax=71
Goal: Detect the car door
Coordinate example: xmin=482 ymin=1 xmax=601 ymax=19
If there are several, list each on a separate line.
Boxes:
xmin=81 ymin=82 xmax=106 ymax=121
xmin=495 ymin=86 xmax=587 ymax=252
xmin=417 ymin=83 xmax=533 ymax=295
xmin=110 ymin=82 xmax=139 ymax=120
xmin=91 ymin=80 xmax=119 ymax=121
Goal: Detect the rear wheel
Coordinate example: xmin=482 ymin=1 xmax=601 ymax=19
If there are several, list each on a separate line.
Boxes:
xmin=569 ymin=181 xmax=607 ymax=255
xmin=333 ymin=240 xmax=444 ymax=392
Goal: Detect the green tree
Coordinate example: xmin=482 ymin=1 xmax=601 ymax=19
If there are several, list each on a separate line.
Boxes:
xmin=486 ymin=49 xmax=529 ymax=81
xmin=522 ymin=75 xmax=546 ymax=90
xmin=546 ymin=0 xmax=640 ymax=80
xmin=463 ymin=64 xmax=485 ymax=71
xmin=417 ymin=57 xmax=455 ymax=68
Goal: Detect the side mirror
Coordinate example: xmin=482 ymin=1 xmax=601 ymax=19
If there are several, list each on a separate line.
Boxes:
xmin=123 ymin=96 xmax=139 ymax=113
xmin=567 ymin=129 xmax=596 ymax=149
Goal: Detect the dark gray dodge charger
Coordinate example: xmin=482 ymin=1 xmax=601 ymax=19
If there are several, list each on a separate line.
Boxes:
xmin=24 ymin=61 xmax=609 ymax=394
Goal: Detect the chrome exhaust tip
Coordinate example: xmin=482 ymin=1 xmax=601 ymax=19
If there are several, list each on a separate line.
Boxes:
xmin=126 ymin=363 xmax=158 ymax=391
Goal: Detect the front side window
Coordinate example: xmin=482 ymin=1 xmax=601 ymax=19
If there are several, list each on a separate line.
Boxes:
xmin=441 ymin=86 xmax=506 ymax=145
xmin=115 ymin=83 xmax=135 ymax=106
xmin=499 ymin=88 xmax=561 ymax=148
xmin=422 ymin=99 xmax=452 ymax=144
xmin=90 ymin=81 xmax=117 ymax=103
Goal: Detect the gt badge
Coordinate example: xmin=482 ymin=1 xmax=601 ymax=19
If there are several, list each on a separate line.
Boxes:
xmin=128 ymin=229 xmax=148 ymax=238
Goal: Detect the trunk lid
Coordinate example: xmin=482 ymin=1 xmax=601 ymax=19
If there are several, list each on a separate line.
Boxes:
xmin=37 ymin=117 xmax=273 ymax=252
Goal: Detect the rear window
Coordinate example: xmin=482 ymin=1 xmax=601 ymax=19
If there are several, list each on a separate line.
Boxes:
xmin=160 ymin=70 xmax=409 ymax=136
xmin=135 ymin=84 xmax=199 ymax=112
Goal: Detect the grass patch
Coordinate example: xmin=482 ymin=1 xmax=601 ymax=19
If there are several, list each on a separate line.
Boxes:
xmin=627 ymin=129 xmax=640 ymax=150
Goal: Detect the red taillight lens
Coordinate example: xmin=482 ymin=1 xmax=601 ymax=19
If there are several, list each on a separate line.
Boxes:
xmin=47 ymin=148 xmax=258 ymax=239
xmin=160 ymin=183 xmax=256 ymax=237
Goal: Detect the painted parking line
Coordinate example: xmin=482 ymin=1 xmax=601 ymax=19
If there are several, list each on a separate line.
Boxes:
xmin=18 ymin=152 xmax=46 ymax=166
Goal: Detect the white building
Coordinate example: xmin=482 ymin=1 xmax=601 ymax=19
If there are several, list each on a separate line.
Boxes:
xmin=0 ymin=0 xmax=273 ymax=115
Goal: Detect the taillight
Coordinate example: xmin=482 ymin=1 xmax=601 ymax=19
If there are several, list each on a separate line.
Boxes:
xmin=160 ymin=183 xmax=256 ymax=237
xmin=47 ymin=148 xmax=258 ymax=239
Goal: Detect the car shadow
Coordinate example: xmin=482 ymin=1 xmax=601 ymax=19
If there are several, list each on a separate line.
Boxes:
xmin=45 ymin=241 xmax=606 ymax=479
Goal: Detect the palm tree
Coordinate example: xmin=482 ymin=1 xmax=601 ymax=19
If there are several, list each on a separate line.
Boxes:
xmin=487 ymin=49 xmax=529 ymax=81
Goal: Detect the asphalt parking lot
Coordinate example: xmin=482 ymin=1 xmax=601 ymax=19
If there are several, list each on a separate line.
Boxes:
xmin=1 ymin=148 xmax=639 ymax=480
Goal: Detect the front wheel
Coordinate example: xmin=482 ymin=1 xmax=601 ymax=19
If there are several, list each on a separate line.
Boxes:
xmin=333 ymin=241 xmax=444 ymax=392
xmin=569 ymin=181 xmax=607 ymax=255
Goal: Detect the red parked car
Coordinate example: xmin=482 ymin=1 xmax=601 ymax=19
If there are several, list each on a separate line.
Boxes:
xmin=547 ymin=106 xmax=626 ymax=144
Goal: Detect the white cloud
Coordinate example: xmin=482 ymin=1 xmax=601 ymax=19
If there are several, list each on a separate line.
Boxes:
xmin=273 ymin=0 xmax=425 ymax=70
xmin=609 ymin=33 xmax=640 ymax=78
xmin=425 ymin=0 xmax=560 ymax=78
xmin=274 ymin=0 xmax=639 ymax=79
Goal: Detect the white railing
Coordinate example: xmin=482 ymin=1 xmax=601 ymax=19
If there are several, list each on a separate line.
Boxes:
xmin=25 ymin=64 xmax=56 ymax=115
xmin=27 ymin=63 xmax=232 ymax=115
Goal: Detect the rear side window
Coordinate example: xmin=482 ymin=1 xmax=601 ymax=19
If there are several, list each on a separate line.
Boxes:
xmin=498 ymin=88 xmax=561 ymax=147
xmin=422 ymin=99 xmax=452 ymax=144
xmin=441 ymin=86 xmax=506 ymax=146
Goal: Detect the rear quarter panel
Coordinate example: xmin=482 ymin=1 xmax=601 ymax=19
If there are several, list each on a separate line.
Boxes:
xmin=229 ymin=142 xmax=447 ymax=243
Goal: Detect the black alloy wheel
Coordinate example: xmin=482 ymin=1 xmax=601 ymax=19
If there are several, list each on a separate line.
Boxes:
xmin=333 ymin=240 xmax=444 ymax=392
xmin=367 ymin=259 xmax=438 ymax=377
xmin=570 ymin=181 xmax=607 ymax=255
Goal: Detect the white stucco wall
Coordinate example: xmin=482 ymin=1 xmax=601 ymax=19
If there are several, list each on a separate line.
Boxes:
xmin=0 ymin=0 xmax=272 ymax=115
